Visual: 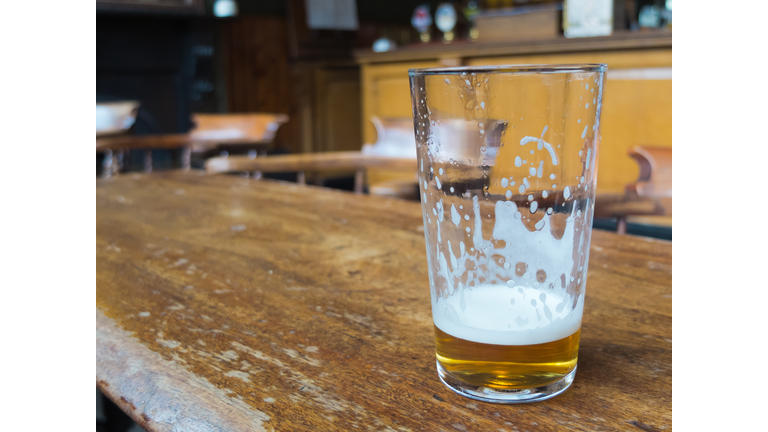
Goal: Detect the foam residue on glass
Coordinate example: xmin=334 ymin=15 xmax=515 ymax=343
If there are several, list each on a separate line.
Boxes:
xmin=410 ymin=69 xmax=602 ymax=347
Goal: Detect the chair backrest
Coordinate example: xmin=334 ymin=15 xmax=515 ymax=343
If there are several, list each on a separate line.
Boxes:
xmin=626 ymin=146 xmax=672 ymax=198
xmin=625 ymin=146 xmax=672 ymax=218
xmin=190 ymin=113 xmax=289 ymax=143
xmin=361 ymin=116 xmax=417 ymax=158
xmin=96 ymin=101 xmax=139 ymax=137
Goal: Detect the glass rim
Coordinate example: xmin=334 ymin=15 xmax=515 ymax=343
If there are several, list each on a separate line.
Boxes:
xmin=408 ymin=63 xmax=607 ymax=76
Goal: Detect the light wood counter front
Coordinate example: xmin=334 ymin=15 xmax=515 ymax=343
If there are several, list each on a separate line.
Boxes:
xmin=355 ymin=32 xmax=672 ymax=192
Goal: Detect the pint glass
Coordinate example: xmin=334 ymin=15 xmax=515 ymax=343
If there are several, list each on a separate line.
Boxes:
xmin=409 ymin=64 xmax=606 ymax=403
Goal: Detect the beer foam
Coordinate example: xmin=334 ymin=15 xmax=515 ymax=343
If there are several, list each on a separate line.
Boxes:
xmin=433 ymin=284 xmax=583 ymax=346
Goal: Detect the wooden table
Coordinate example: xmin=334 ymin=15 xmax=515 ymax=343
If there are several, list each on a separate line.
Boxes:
xmin=96 ymin=134 xmax=273 ymax=176
xmin=97 ymin=171 xmax=672 ymax=432
xmin=205 ymin=151 xmax=416 ymax=174
xmin=205 ymin=152 xmax=416 ymax=194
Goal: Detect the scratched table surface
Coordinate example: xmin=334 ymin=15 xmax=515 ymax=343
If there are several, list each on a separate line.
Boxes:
xmin=96 ymin=171 xmax=672 ymax=432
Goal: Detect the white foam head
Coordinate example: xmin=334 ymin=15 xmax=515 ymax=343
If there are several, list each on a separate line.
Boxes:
xmin=433 ymin=284 xmax=583 ymax=345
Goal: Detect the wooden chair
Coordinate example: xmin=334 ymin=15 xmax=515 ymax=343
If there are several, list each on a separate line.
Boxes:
xmin=96 ymin=101 xmax=140 ymax=176
xmin=363 ymin=116 xmax=416 ymax=158
xmin=96 ymin=101 xmax=139 ymax=138
xmin=625 ymin=146 xmax=672 ymax=199
xmin=205 ymin=151 xmax=415 ymax=195
xmin=362 ymin=116 xmax=419 ymax=198
xmin=97 ymin=134 xmax=194 ymax=176
xmin=96 ymin=113 xmax=289 ymax=177
xmin=595 ymin=146 xmax=672 ymax=234
xmin=190 ymin=113 xmax=289 ymax=155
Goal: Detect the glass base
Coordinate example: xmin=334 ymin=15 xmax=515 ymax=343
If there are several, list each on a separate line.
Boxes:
xmin=436 ymin=360 xmax=576 ymax=404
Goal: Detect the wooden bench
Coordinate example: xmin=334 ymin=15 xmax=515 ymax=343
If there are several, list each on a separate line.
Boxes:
xmin=206 ymin=151 xmax=416 ymax=194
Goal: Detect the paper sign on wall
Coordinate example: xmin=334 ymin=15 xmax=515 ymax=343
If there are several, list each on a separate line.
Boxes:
xmin=305 ymin=0 xmax=359 ymax=31
xmin=564 ymin=0 xmax=613 ymax=38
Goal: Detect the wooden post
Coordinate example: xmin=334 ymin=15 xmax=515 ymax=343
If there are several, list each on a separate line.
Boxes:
xmin=296 ymin=171 xmax=306 ymax=186
xmin=617 ymin=217 xmax=627 ymax=235
xmin=144 ymin=150 xmax=153 ymax=173
xmin=102 ymin=150 xmax=113 ymax=179
xmin=354 ymin=168 xmax=365 ymax=194
xmin=181 ymin=146 xmax=192 ymax=170
xmin=253 ymin=149 xmax=266 ymax=179
xmin=117 ymin=150 xmax=125 ymax=174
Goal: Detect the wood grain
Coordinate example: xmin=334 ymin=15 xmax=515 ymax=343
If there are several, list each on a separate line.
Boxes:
xmin=97 ymin=171 xmax=671 ymax=432
xmin=97 ymin=310 xmax=271 ymax=431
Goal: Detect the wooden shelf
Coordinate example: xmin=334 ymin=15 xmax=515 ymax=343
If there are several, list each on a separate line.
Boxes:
xmin=354 ymin=30 xmax=671 ymax=64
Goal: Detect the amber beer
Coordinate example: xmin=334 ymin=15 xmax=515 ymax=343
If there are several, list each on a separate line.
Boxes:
xmin=432 ymin=284 xmax=584 ymax=391
xmin=435 ymin=327 xmax=580 ymax=389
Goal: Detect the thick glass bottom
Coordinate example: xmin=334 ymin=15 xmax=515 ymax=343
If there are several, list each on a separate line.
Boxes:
xmin=434 ymin=326 xmax=580 ymax=389
xmin=436 ymin=360 xmax=576 ymax=404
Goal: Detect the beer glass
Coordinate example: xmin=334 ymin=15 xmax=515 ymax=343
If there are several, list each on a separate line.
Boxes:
xmin=409 ymin=64 xmax=606 ymax=403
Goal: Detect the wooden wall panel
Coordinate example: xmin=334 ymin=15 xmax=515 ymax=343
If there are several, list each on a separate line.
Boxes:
xmin=222 ymin=16 xmax=301 ymax=154
xmin=324 ymin=80 xmax=361 ymax=152
xmin=598 ymin=78 xmax=672 ymax=191
xmin=314 ymin=68 xmax=362 ymax=153
xmin=361 ymin=61 xmax=438 ymax=185
xmin=360 ymin=50 xmax=672 ymax=192
xmin=467 ymin=49 xmax=672 ymax=193
xmin=361 ymin=61 xmax=439 ymax=146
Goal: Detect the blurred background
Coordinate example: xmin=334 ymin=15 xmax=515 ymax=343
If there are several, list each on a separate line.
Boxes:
xmin=97 ymin=0 xmax=671 ymax=424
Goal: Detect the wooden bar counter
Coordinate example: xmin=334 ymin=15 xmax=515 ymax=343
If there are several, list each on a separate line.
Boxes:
xmin=97 ymin=171 xmax=671 ymax=431
xmin=354 ymin=31 xmax=672 ymax=194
